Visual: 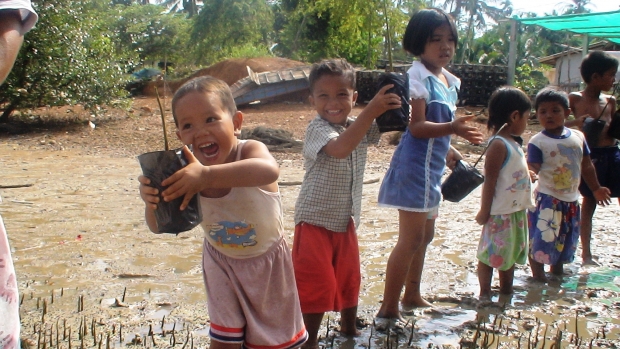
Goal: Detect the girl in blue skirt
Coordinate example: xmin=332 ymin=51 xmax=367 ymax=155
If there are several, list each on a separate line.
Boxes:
xmin=376 ymin=8 xmax=483 ymax=324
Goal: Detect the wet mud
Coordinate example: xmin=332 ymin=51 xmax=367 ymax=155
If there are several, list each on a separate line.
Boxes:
xmin=1 ymin=143 xmax=619 ymax=348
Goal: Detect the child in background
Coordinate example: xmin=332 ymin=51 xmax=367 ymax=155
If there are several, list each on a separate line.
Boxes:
xmin=567 ymin=51 xmax=619 ymax=265
xmin=528 ymin=87 xmax=611 ymax=281
xmin=139 ymin=76 xmax=308 ymax=349
xmin=475 ymin=87 xmax=534 ymax=300
xmin=376 ymin=8 xmax=483 ymax=323
xmin=293 ymin=59 xmax=401 ymax=348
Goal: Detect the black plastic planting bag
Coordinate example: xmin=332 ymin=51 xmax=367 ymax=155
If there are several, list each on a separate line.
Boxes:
xmin=582 ymin=117 xmax=606 ymax=147
xmin=138 ymin=148 xmax=202 ymax=234
xmin=375 ymin=72 xmax=410 ymax=132
xmin=441 ymin=160 xmax=484 ymax=202
xmin=608 ymin=108 xmax=620 ymax=140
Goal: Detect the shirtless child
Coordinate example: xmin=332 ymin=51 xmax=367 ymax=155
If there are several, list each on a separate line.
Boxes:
xmin=567 ymin=51 xmax=619 ymax=265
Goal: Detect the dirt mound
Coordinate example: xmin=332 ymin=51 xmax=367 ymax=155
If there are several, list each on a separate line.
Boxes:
xmin=143 ymin=57 xmax=307 ymax=96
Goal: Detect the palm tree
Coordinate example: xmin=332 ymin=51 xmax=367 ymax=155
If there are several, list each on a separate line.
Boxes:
xmin=444 ymin=0 xmax=512 ymax=63
xmin=559 ymin=0 xmax=593 ymax=14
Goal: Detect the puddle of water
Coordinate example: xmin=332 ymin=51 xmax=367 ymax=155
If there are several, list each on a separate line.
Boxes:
xmin=3 ymin=145 xmax=620 ymax=347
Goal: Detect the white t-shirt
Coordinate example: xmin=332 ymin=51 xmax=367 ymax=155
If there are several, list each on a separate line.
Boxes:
xmin=527 ymin=128 xmax=590 ymax=202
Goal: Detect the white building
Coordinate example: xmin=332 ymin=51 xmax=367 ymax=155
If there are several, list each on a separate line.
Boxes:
xmin=538 ymin=42 xmax=620 ymax=91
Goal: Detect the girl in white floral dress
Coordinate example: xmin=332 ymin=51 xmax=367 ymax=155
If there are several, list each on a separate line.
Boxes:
xmin=475 ymin=87 xmax=534 ymax=300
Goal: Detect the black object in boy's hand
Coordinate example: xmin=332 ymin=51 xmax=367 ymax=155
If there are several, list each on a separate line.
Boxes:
xmin=375 ymin=72 xmax=410 ymax=132
xmin=138 ymin=147 xmax=202 ymax=234
xmin=608 ymin=107 xmax=620 ymax=140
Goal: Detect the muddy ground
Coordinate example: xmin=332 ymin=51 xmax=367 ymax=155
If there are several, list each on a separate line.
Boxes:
xmin=1 ymin=97 xmax=619 ymax=348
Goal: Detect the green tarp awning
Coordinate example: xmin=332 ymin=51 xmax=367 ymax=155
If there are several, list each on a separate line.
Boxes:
xmin=516 ymin=10 xmax=620 ymax=44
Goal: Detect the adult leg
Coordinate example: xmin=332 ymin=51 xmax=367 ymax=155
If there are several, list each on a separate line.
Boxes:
xmin=376 ymin=210 xmax=428 ymax=319
xmin=580 ymin=196 xmax=597 ymax=265
xmin=498 ymin=265 xmax=515 ymax=295
xmin=301 ymin=313 xmax=324 ymax=349
xmin=400 ymin=218 xmax=435 ymax=308
xmin=339 ymin=306 xmax=360 ymax=337
xmin=477 ymin=261 xmax=493 ymax=299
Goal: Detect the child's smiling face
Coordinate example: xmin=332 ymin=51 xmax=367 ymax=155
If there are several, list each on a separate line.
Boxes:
xmin=536 ymin=101 xmax=570 ymax=135
xmin=309 ymin=74 xmax=357 ymax=126
xmin=174 ymin=91 xmax=242 ymax=166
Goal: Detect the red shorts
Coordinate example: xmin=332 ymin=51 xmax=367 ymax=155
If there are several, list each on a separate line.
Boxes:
xmin=292 ymin=220 xmax=360 ymax=313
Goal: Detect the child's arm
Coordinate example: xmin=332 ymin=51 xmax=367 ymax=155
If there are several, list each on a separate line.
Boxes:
xmin=161 ymin=142 xmax=280 ymax=210
xmin=445 ymin=145 xmax=463 ymax=170
xmin=322 ymin=84 xmax=401 ymax=158
xmin=567 ymin=93 xmax=587 ymax=129
xmin=408 ymin=98 xmax=483 ymax=144
xmin=138 ymin=175 xmax=160 ymax=233
xmin=475 ymin=139 xmax=506 ymax=225
xmin=580 ymin=154 xmax=612 ymax=206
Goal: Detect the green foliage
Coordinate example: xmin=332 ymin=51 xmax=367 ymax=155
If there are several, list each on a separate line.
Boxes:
xmin=275 ymin=0 xmax=414 ymax=67
xmin=514 ymin=63 xmax=549 ymax=96
xmin=190 ymin=0 xmax=275 ymax=65
xmin=104 ymin=4 xmax=191 ymax=67
xmin=228 ymin=44 xmax=274 ymax=60
xmin=0 ymin=0 xmax=129 ymax=122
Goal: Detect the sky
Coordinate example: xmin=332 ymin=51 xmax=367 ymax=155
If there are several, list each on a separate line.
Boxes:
xmin=508 ymin=0 xmax=619 ymax=16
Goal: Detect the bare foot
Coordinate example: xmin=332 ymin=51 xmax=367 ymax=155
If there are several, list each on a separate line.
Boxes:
xmin=478 ymin=293 xmax=492 ymax=302
xmin=373 ymin=315 xmax=408 ymax=332
xmin=530 ymin=275 xmax=548 ymax=283
xmin=338 ymin=328 xmax=361 ymax=337
xmin=400 ymin=297 xmax=433 ymax=311
xmin=581 ymin=257 xmax=599 ymax=266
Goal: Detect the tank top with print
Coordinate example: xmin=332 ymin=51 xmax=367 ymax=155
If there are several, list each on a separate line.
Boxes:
xmin=199 ymin=141 xmax=282 ymax=258
xmin=489 ymin=136 xmax=534 ymax=215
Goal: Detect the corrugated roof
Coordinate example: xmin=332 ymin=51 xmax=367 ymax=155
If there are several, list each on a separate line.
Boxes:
xmin=516 ymin=10 xmax=620 ymax=44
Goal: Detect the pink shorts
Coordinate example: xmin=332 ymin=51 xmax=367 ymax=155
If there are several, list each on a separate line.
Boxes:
xmin=292 ymin=220 xmax=360 ymax=313
xmin=202 ymin=237 xmax=307 ymax=349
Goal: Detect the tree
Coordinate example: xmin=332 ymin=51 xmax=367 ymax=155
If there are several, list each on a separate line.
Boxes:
xmin=156 ymin=0 xmax=199 ymax=18
xmin=110 ymin=4 xmax=191 ymax=67
xmin=188 ymin=0 xmax=275 ymax=65
xmin=276 ymin=0 xmax=415 ymax=66
xmin=444 ymin=0 xmax=512 ymax=63
xmin=0 ymin=0 xmax=128 ymax=122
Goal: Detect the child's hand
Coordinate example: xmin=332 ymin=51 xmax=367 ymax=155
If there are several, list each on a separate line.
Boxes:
xmin=573 ymin=114 xmax=589 ymax=129
xmin=475 ymin=210 xmax=489 ymax=225
xmin=446 ymin=146 xmax=463 ymax=170
xmin=529 ymin=170 xmax=538 ymax=183
xmin=452 ymin=115 xmax=484 ymax=145
xmin=138 ymin=175 xmax=159 ymax=210
xmin=593 ymin=186 xmax=611 ymax=206
xmin=365 ymin=84 xmax=402 ymax=118
xmin=161 ymin=145 xmax=206 ymax=210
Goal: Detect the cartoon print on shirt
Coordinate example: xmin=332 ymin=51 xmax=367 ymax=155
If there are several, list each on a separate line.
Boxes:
xmin=506 ymin=169 xmax=530 ymax=193
xmin=206 ymin=221 xmax=258 ymax=248
xmin=550 ymin=143 xmax=582 ymax=192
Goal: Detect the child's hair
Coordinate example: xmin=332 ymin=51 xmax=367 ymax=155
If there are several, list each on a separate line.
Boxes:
xmin=580 ymin=51 xmax=619 ymax=83
xmin=487 ymin=86 xmax=531 ymax=132
xmin=402 ymin=8 xmax=458 ymax=56
xmin=171 ymin=75 xmax=237 ymax=125
xmin=534 ymin=87 xmax=569 ymax=111
xmin=308 ymin=58 xmax=356 ymax=93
